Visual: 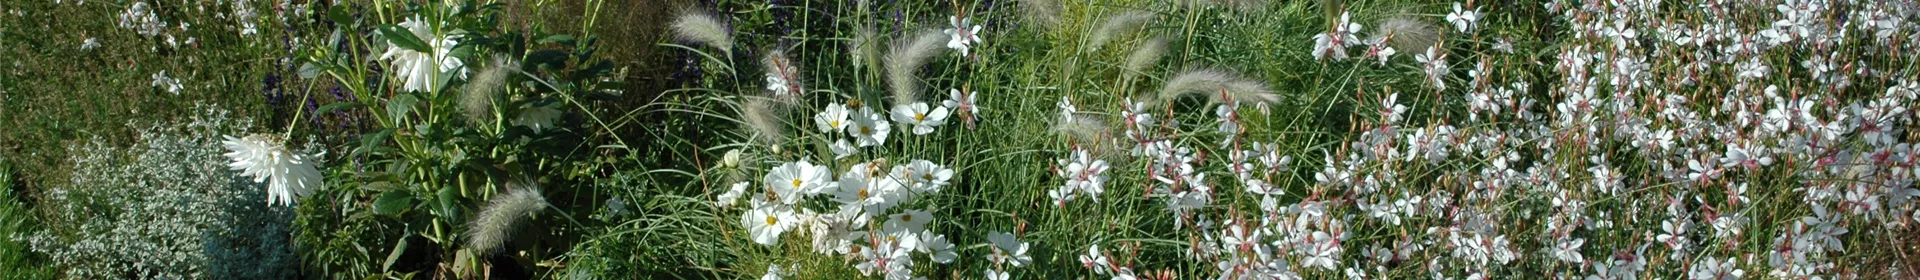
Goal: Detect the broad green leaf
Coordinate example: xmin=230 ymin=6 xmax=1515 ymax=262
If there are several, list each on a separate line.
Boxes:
xmin=298 ymin=62 xmax=325 ymax=79
xmin=372 ymin=190 xmax=413 ymax=215
xmin=378 ymin=24 xmax=431 ymax=52
xmin=382 ymin=237 xmax=409 ymax=272
xmin=328 ymin=5 xmax=354 ymax=26
xmin=388 ymin=94 xmax=418 ymax=121
xmin=315 ymin=102 xmax=363 ymax=115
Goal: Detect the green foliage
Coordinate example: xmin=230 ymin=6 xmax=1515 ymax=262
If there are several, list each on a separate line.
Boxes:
xmin=0 ymin=164 xmax=54 ymax=280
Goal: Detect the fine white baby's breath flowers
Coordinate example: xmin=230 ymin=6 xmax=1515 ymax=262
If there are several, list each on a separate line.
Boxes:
xmin=850 ymin=107 xmax=892 ymax=146
xmin=891 ymin=102 xmax=950 ymax=135
xmin=222 ymin=134 xmax=322 ymax=206
xmin=945 ymin=15 xmax=984 ymax=57
xmin=381 ymin=16 xmax=466 ymax=93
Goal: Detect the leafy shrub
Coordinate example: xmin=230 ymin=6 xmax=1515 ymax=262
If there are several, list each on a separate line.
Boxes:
xmin=24 ymin=104 xmax=297 ymax=279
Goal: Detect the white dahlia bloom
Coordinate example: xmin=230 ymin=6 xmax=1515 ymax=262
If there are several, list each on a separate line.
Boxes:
xmin=222 ymin=134 xmax=322 ymax=206
xmin=381 ymin=16 xmax=466 ymax=93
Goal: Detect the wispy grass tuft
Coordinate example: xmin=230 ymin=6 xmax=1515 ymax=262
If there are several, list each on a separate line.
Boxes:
xmin=1088 ymin=10 xmax=1155 ymax=51
xmin=1375 ymin=16 xmax=1441 ymax=54
xmin=461 ymin=55 xmax=516 ymax=126
xmin=1123 ymin=36 xmax=1169 ymax=82
xmin=468 ymin=186 xmax=549 ymax=255
xmin=740 ymin=98 xmax=788 ymax=144
xmin=670 ymin=10 xmax=734 ymax=54
xmin=1156 ymin=68 xmax=1278 ymax=105
xmin=886 ymin=29 xmax=949 ymax=105
xmin=1015 ymin=0 xmax=1063 ymax=29
xmin=851 ymin=26 xmax=880 ymax=70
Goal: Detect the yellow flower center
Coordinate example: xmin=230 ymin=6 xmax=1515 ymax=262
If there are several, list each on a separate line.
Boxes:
xmin=861 ymin=126 xmax=873 ymax=134
xmin=831 ymin=120 xmax=841 ymax=127
xmin=858 ymin=189 xmax=870 ymax=199
xmin=901 ymin=215 xmax=913 ymax=222
xmin=791 ymin=179 xmax=803 ymax=188
xmin=765 ymin=216 xmax=778 ymax=226
xmin=915 ymin=113 xmax=926 ymax=121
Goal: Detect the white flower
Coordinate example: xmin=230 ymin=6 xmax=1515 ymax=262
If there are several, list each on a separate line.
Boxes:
xmin=945 ymin=15 xmax=984 ymax=57
xmin=1688 ymin=257 xmax=1743 ymax=280
xmin=1552 ymin=238 xmax=1585 ymax=264
xmin=816 ymin=103 xmax=851 ymax=134
xmin=899 ymin=159 xmax=954 ymax=193
xmin=761 ymin=265 xmax=784 ymax=280
xmin=830 ymin=139 xmax=858 ymax=160
xmin=715 ymin=181 xmax=751 ymax=207
xmin=763 ymin=160 xmax=831 ymax=205
xmin=380 ymin=16 xmax=466 ymax=93
xmin=1445 ymin=2 xmax=1481 ymax=33
xmin=983 ymin=269 xmax=1010 ymax=280
xmin=222 ymin=134 xmax=321 ymax=206
xmin=1080 ymin=244 xmax=1111 ymax=274
xmin=943 ymin=89 xmax=981 ymax=129
xmin=890 ymin=102 xmax=950 ymax=135
xmin=80 ymin=37 xmax=100 ymax=50
xmin=849 ymin=107 xmax=892 ymax=147
xmin=1415 ymin=46 xmax=1448 ymax=90
xmin=514 ymin=105 xmax=563 ymax=133
xmin=151 ymin=70 xmax=183 ymax=95
xmin=835 ymin=162 xmax=900 ymax=217
xmin=885 ymin=208 xmax=933 ymax=233
xmin=920 ymin=230 xmax=958 ymax=263
xmin=743 ymin=206 xmax=795 ymax=246
xmin=1311 ymin=11 xmax=1362 ymax=61
xmin=987 ymin=231 xmax=1032 ymax=267
xmin=766 ymin=75 xmax=793 ymax=97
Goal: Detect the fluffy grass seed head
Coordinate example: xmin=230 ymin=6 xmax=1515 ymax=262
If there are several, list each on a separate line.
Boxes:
xmin=851 ymin=26 xmax=881 ymax=70
xmin=1016 ymin=0 xmax=1063 ymax=28
xmin=671 ymin=10 xmax=734 ymax=54
xmin=1123 ymin=36 xmax=1170 ymax=82
xmin=1089 ymin=11 xmax=1156 ymax=51
xmin=461 ymin=55 xmax=517 ymax=125
xmin=468 ymin=186 xmax=549 ymax=255
xmin=1375 ymin=16 xmax=1442 ymax=55
xmin=887 ymin=29 xmax=950 ymax=105
xmin=741 ymin=98 xmax=788 ymax=145
xmin=1157 ymin=68 xmax=1279 ymax=106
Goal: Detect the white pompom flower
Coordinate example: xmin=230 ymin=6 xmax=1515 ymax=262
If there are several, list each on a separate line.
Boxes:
xmin=222 ymin=134 xmax=322 ymax=206
xmin=381 ymin=16 xmax=466 ymax=93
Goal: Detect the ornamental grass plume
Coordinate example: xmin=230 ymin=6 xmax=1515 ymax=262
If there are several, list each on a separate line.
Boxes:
xmin=1016 ymin=0 xmax=1063 ymax=28
xmin=671 ymin=10 xmax=734 ymax=54
xmin=851 ymin=26 xmax=880 ymax=70
xmin=461 ymin=55 xmax=516 ymax=126
xmin=1123 ymin=36 xmax=1169 ymax=82
xmin=741 ymin=98 xmax=788 ymax=144
xmin=1157 ymin=68 xmax=1278 ymax=106
xmin=1374 ymin=16 xmax=1442 ymax=55
xmin=221 ymin=134 xmax=321 ymax=206
xmin=1088 ymin=10 xmax=1155 ymax=51
xmin=887 ymin=29 xmax=949 ymax=105
xmin=468 ymin=186 xmax=549 ymax=255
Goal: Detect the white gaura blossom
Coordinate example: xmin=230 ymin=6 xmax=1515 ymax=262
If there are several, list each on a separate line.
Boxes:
xmin=944 ymin=15 xmax=984 ymax=57
xmin=151 ymin=70 xmax=183 ymax=95
xmin=1446 ymin=2 xmax=1482 ymax=33
xmin=1312 ymin=11 xmax=1362 ymax=61
xmin=381 ymin=16 xmax=466 ymax=93
xmin=222 ymin=134 xmax=322 ymax=206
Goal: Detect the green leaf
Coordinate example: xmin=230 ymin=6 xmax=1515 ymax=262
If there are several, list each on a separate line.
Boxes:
xmin=536 ymin=34 xmax=576 ymax=45
xmin=373 ymin=190 xmax=413 ymax=216
xmin=357 ymin=128 xmax=394 ymax=155
xmin=388 ymin=93 xmax=418 ymax=121
xmin=436 ymin=187 xmax=462 ymax=220
xmin=316 ymin=102 xmax=364 ymax=115
xmin=382 ymin=237 xmax=409 ymax=272
xmin=378 ymin=24 xmax=431 ymax=53
xmin=328 ymin=5 xmax=354 ymax=26
xmin=298 ymin=62 xmax=325 ymax=79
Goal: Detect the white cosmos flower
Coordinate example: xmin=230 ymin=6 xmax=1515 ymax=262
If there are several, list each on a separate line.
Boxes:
xmin=715 ymin=181 xmax=750 ymax=207
xmin=830 ymin=138 xmax=858 ymax=160
xmin=222 ymin=134 xmax=321 ymax=206
xmin=849 ymin=107 xmax=892 ymax=147
xmin=380 ymin=16 xmax=466 ymax=93
xmin=983 ymin=269 xmax=1010 ymax=280
xmin=815 ymin=103 xmax=851 ymax=133
xmin=920 ymin=230 xmax=958 ymax=263
xmin=987 ymin=231 xmax=1032 ymax=267
xmin=743 ymin=206 xmax=795 ymax=246
xmin=514 ymin=105 xmax=563 ymax=133
xmin=835 ymin=162 xmax=900 ymax=218
xmin=890 ymin=102 xmax=949 ymax=135
xmin=764 ymin=160 xmax=831 ymax=205
xmin=898 ymin=159 xmax=954 ymax=193
xmin=945 ymin=15 xmax=984 ymax=57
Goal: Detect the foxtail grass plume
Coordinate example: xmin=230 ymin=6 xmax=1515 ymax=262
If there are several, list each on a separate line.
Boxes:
xmin=741 ymin=98 xmax=788 ymax=144
xmin=221 ymin=134 xmax=321 ymax=206
xmin=1157 ymin=68 xmax=1279 ymax=105
xmin=1015 ymin=0 xmax=1063 ymax=28
xmin=887 ymin=29 xmax=950 ymax=105
xmin=762 ymin=49 xmax=804 ymax=102
xmin=1052 ymin=113 xmax=1111 ymax=146
xmin=461 ymin=55 xmax=516 ymax=126
xmin=1123 ymin=37 xmax=1169 ymax=82
xmin=851 ymin=26 xmax=880 ymax=70
xmin=1088 ymin=11 xmax=1155 ymax=51
xmin=671 ymin=10 xmax=734 ymax=54
xmin=467 ymin=186 xmax=549 ymax=255
xmin=1375 ymin=16 xmax=1442 ymax=55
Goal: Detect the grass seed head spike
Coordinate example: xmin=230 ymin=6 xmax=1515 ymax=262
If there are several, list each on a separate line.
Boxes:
xmin=1016 ymin=0 xmax=1063 ymax=28
xmin=671 ymin=10 xmax=734 ymax=54
xmin=1157 ymin=68 xmax=1279 ymax=106
xmin=742 ymin=98 xmax=788 ymax=145
xmin=462 ymin=55 xmax=516 ymax=126
xmin=1376 ymin=16 xmax=1442 ymax=55
xmin=1089 ymin=10 xmax=1155 ymax=51
xmin=1124 ymin=37 xmax=1170 ymax=82
xmin=887 ymin=29 xmax=949 ymax=105
xmin=467 ymin=186 xmax=548 ymax=255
